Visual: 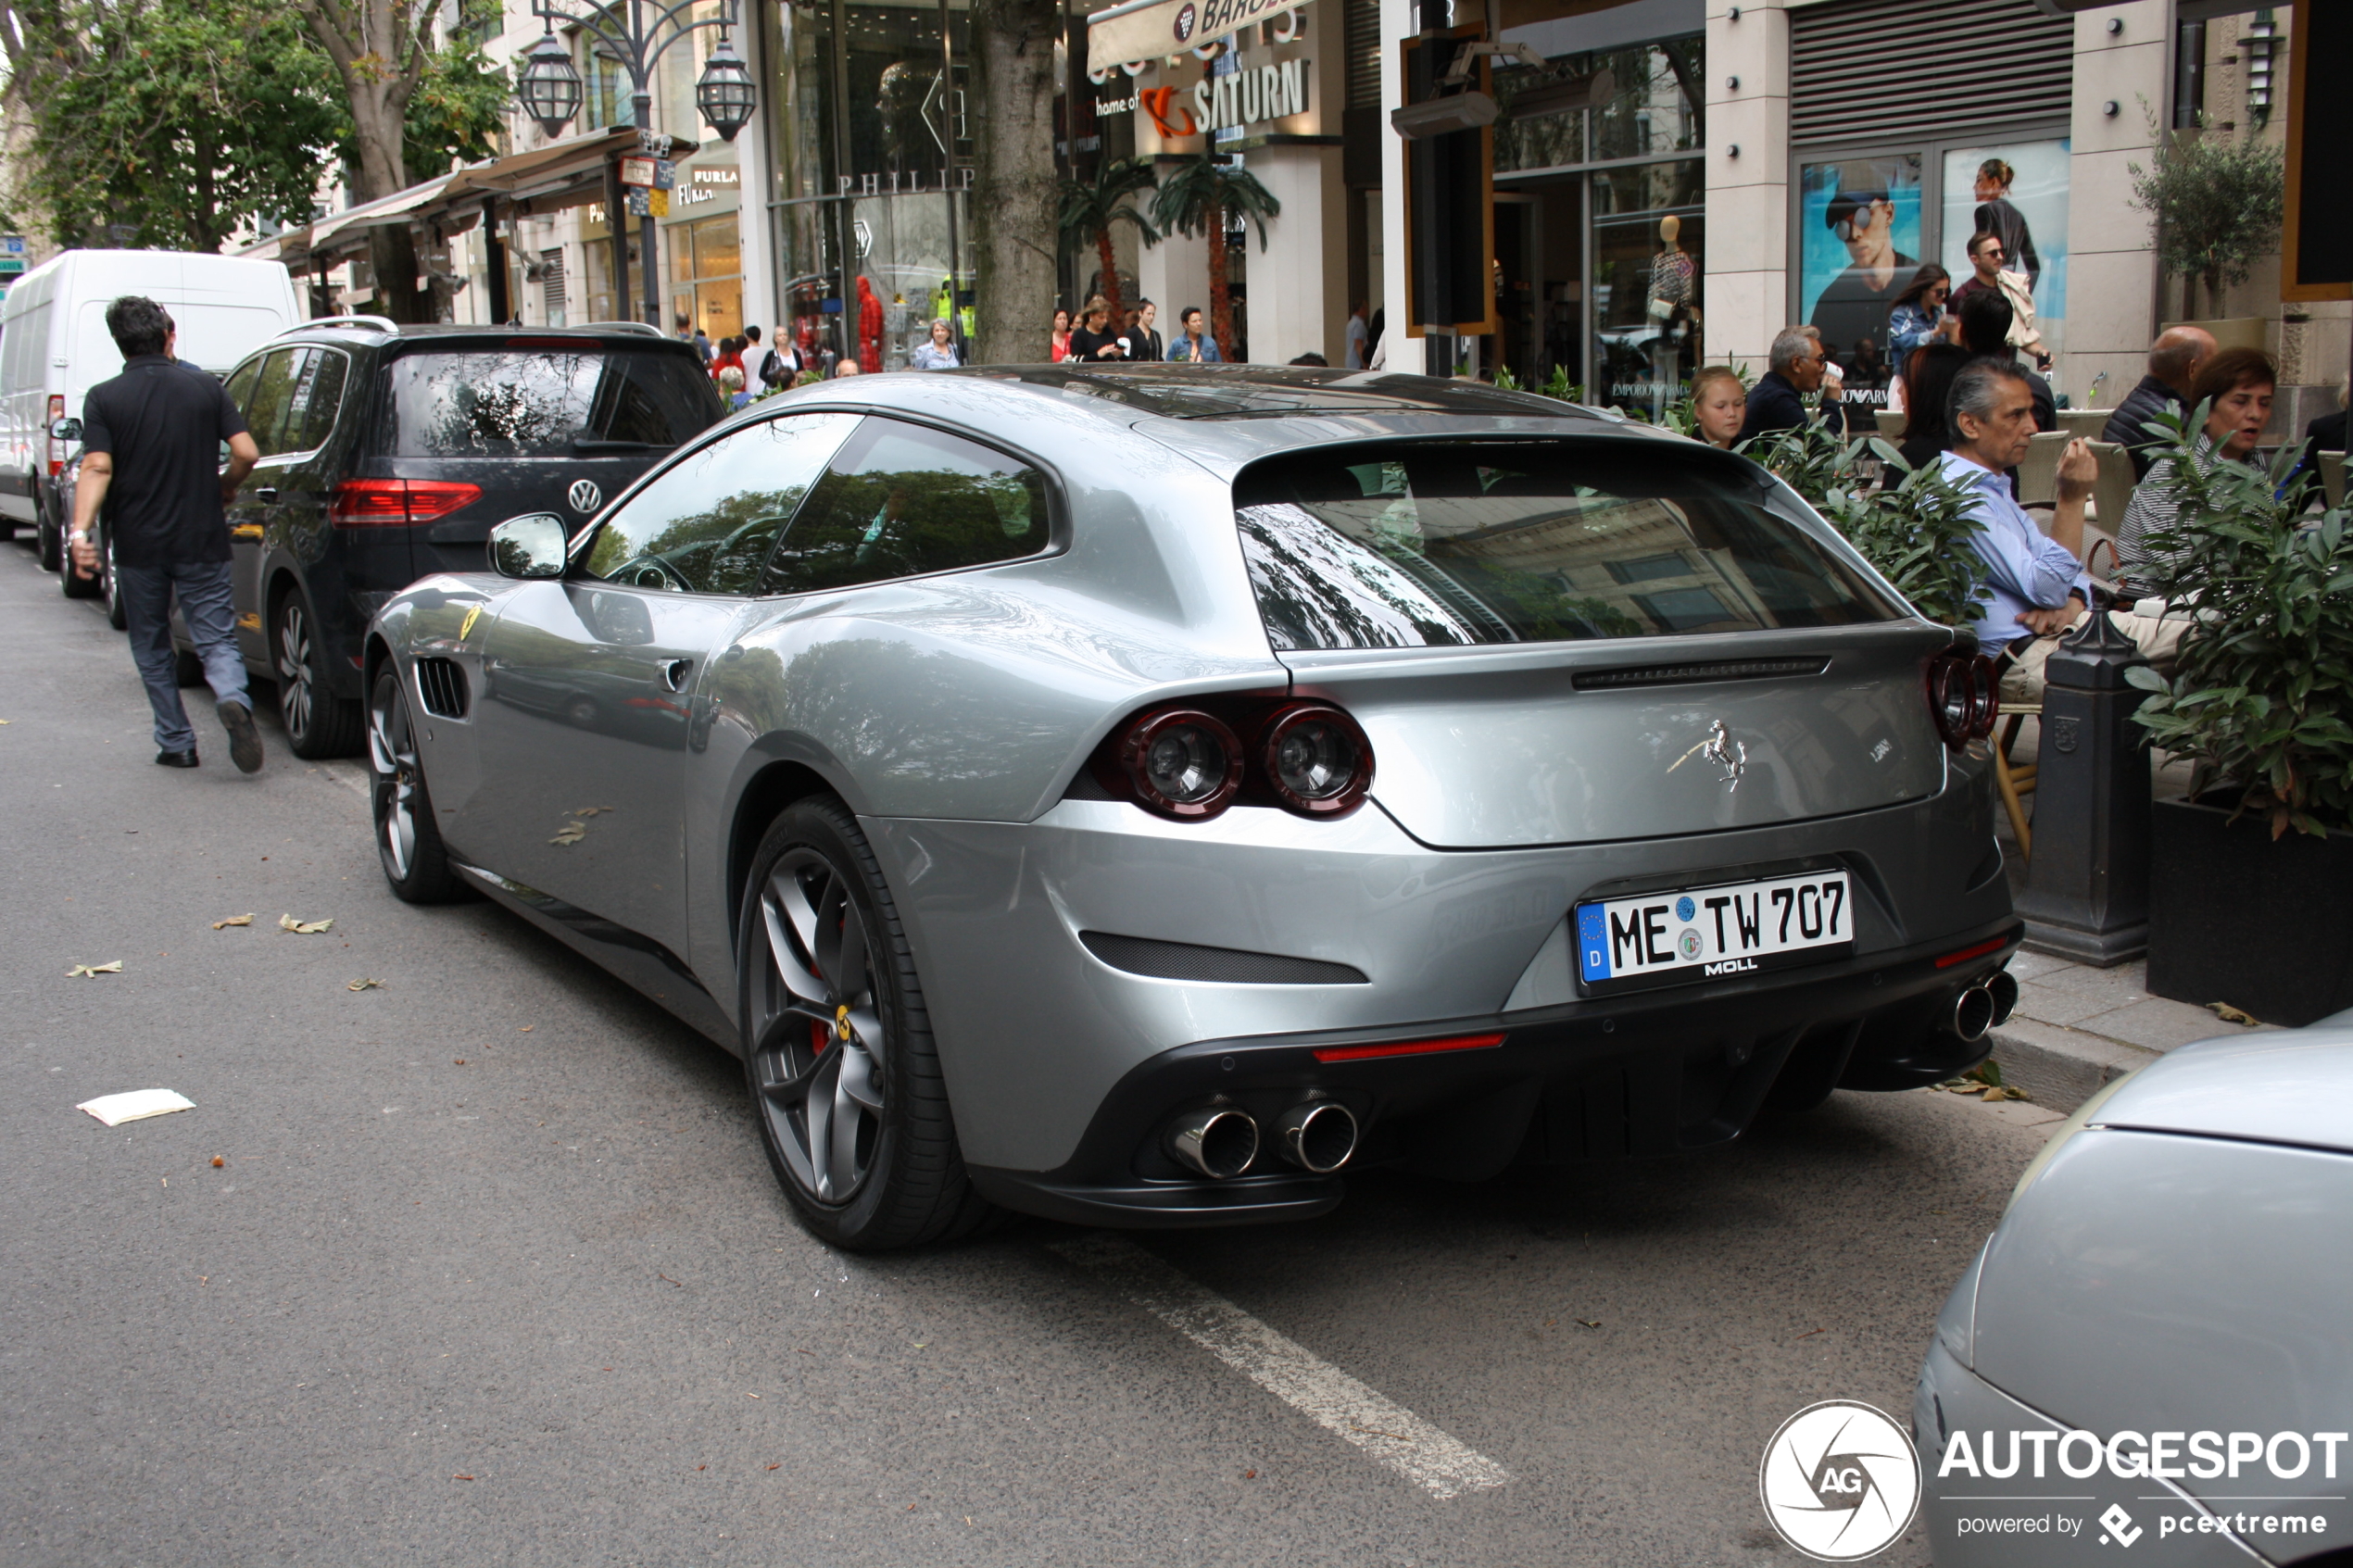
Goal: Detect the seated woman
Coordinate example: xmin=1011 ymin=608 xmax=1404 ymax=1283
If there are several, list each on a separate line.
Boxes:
xmin=1892 ymin=342 xmax=1971 ymax=477
xmin=2117 ymin=347 xmax=2275 ymax=598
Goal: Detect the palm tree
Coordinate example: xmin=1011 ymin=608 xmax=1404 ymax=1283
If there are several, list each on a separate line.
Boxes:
xmin=1150 ymin=156 xmax=1281 ymax=364
xmin=1058 ymin=158 xmax=1160 ymax=328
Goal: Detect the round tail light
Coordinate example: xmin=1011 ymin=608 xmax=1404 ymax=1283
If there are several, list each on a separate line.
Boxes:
xmin=1968 ymin=654 xmax=2000 ymax=739
xmin=1111 ymin=709 xmax=1244 ymax=819
xmin=1260 ymin=703 xmax=1374 ymax=817
xmin=1926 ymin=650 xmax=1999 ymax=749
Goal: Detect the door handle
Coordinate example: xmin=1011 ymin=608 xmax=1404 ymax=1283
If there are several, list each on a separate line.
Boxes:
xmin=254 ymin=485 xmax=279 ymax=503
xmin=660 ymin=658 xmax=694 ymax=692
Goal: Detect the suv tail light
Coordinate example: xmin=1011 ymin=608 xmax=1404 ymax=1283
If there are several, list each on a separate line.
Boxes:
xmin=331 ymin=478 xmax=483 ymax=527
xmin=46 ymin=395 xmax=65 ymax=476
xmin=1092 ymin=697 xmax=1377 ymax=822
xmin=1925 ymin=649 xmax=1997 ymax=749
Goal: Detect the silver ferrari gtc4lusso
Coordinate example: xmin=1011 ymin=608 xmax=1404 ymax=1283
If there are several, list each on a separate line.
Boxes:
xmin=363 ymin=366 xmax=2020 ymax=1249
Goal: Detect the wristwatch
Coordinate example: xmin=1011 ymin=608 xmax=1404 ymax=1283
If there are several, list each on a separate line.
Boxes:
xmin=68 ymin=530 xmax=89 ymax=545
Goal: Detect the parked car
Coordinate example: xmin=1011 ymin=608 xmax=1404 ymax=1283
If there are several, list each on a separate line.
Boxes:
xmin=1914 ymin=1017 xmax=2353 ymax=1566
xmin=166 ymin=318 xmax=724 ymax=757
xmin=363 ymin=364 xmax=2019 ymax=1250
xmin=0 ymin=249 xmax=302 ymax=570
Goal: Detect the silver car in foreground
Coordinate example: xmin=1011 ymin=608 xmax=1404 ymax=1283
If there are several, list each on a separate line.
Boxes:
xmin=1915 ymin=1020 xmax=2353 ymax=1566
xmin=363 ymin=366 xmax=2018 ymax=1249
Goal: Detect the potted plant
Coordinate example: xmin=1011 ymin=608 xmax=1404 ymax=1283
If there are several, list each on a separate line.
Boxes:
xmin=2124 ymin=408 xmax=2353 ymax=1024
xmin=2128 ymin=111 xmax=2284 ymax=337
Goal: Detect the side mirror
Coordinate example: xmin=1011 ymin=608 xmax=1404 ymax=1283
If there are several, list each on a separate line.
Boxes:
xmin=489 ymin=513 xmax=569 ymax=579
xmin=51 ymin=418 xmax=82 ymax=443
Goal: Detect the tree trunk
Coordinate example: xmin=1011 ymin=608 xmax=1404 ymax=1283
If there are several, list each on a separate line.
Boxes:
xmin=1096 ymin=229 xmax=1123 ymax=326
xmin=300 ymin=0 xmax=433 ymax=323
xmin=970 ymin=0 xmax=1061 ymax=365
xmin=1207 ymin=204 xmax=1233 ymax=362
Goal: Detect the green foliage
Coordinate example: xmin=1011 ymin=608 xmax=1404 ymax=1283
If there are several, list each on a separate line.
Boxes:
xmin=12 ymin=0 xmax=346 ymax=251
xmin=1739 ymin=420 xmax=1992 ymax=631
xmin=1148 ymin=156 xmax=1281 ymax=254
xmin=1058 ymin=157 xmax=1160 ymax=321
xmin=6 ymin=0 xmax=504 ymax=255
xmin=2121 ymin=406 xmax=2353 ymax=838
xmin=2127 ymin=111 xmax=2286 ymax=319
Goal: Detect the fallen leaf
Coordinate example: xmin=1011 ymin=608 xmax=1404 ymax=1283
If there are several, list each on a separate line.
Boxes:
xmin=746 ymin=1392 xmax=760 ymax=1399
xmin=573 ymin=806 xmax=613 ymax=817
xmin=67 ymin=960 xmax=124 ymax=978
xmin=1242 ymin=1470 xmax=1256 ymax=1480
xmin=1794 ymin=1327 xmax=1826 ymax=1339
xmin=1576 ymin=1319 xmax=1602 ymax=1329
xmin=348 ymin=977 xmax=384 ymax=992
xmin=211 ymin=1156 xmax=224 ymax=1168
xmin=211 ymin=914 xmax=254 ymax=929
xmin=2207 ymin=1002 xmax=2260 ymax=1026
xmin=658 ymin=1272 xmax=684 ymax=1288
xmin=767 ymin=1463 xmax=782 ymax=1471
xmin=795 ymin=1348 xmax=813 ymax=1358
xmin=453 ymin=1058 xmax=467 ymax=1065
xmin=517 ymin=1025 xmax=534 ymax=1033
xmin=453 ymin=1474 xmax=474 ymax=1482
xmin=278 ymin=915 xmax=333 ymax=935
xmin=549 ymin=824 xmax=586 ymax=847
xmin=698 ymin=1465 xmax=707 ymax=1472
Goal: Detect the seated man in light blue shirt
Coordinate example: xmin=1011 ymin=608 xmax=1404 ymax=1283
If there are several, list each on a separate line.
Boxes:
xmin=1941 ymin=358 xmax=2183 ymax=701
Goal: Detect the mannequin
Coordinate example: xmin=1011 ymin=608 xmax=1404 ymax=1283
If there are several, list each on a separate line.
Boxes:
xmin=1646 ymin=215 xmax=1700 ymax=419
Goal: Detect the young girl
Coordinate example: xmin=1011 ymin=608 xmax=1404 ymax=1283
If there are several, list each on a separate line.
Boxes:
xmin=1049 ymin=308 xmax=1072 ymax=363
xmin=1689 ymin=365 xmax=1746 ymax=449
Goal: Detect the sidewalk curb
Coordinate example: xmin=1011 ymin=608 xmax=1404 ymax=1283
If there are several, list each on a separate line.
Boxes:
xmin=1986 ymin=1018 xmax=2164 ymax=1114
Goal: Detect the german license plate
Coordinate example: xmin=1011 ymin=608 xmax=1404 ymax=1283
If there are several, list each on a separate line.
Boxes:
xmin=1574 ymin=872 xmax=1854 ymax=994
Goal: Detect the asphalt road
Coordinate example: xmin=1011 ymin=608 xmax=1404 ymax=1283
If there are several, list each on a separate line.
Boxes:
xmin=0 ymin=533 xmax=2057 ymax=1567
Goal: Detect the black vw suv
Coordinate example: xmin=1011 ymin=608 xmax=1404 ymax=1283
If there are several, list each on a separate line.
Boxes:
xmin=174 ymin=318 xmax=724 ymax=757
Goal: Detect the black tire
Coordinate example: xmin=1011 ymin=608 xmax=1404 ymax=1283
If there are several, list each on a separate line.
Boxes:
xmin=368 ymin=669 xmax=466 ymax=904
xmin=36 ymin=509 xmax=60 ymax=571
xmin=103 ymin=534 xmax=127 ymax=630
xmin=274 ymin=594 xmax=362 ymax=758
xmin=740 ymin=797 xmax=992 ymax=1251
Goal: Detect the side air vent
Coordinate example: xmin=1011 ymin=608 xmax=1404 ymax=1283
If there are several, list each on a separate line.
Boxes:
xmin=1079 ymin=931 xmax=1369 ymax=985
xmin=1572 ymin=657 xmax=1830 ymax=691
xmin=415 ymin=657 xmax=470 ymax=720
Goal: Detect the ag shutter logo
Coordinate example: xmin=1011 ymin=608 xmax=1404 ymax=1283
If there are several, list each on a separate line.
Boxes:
xmin=1760 ymin=1400 xmax=1922 ymax=1562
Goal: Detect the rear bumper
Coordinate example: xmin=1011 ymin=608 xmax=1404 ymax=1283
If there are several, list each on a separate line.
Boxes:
xmin=968 ymin=916 xmax=2017 ymax=1228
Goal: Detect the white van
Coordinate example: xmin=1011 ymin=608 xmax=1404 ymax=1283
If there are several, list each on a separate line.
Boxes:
xmin=0 ymin=250 xmax=302 ymax=564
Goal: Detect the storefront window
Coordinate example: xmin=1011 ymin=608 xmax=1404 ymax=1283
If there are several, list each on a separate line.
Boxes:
xmin=1590 ymin=40 xmax=1702 ymax=162
xmin=672 ymin=212 xmax=743 ymax=341
xmin=762 ymin=0 xmax=973 ymax=372
xmin=1592 ymin=159 xmax=1702 ymax=420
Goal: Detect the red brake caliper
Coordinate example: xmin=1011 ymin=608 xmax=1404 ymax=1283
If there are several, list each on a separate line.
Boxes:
xmin=809 ymin=1018 xmax=831 ymax=1056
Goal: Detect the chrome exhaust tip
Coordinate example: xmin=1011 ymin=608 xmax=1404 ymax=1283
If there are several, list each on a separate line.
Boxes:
xmin=1275 ymin=1101 xmax=1359 ymax=1173
xmin=1165 ymin=1106 xmax=1259 ymax=1179
xmin=1985 ymin=970 xmax=2019 ymax=1028
xmin=1953 ymin=985 xmax=1995 ymax=1043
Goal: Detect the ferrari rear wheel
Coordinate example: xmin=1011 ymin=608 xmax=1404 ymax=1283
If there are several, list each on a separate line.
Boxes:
xmin=369 ymin=669 xmax=465 ymax=904
xmin=740 ymin=797 xmax=990 ymax=1250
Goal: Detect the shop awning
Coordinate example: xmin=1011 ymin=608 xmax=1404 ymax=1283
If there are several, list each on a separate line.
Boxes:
xmin=1087 ymin=0 xmax=1300 ymax=66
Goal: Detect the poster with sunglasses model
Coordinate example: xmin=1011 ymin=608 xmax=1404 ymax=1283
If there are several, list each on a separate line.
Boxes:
xmin=1942 ymin=138 xmax=2069 ymax=370
xmin=1799 ymin=155 xmax=1923 ymax=413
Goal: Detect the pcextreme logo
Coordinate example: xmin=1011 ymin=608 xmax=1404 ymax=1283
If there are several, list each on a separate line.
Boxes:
xmin=1760 ymin=1400 xmax=1923 ymax=1562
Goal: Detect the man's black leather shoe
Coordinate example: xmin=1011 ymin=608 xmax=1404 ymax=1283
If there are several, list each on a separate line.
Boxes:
xmin=156 ymin=748 xmax=199 ymax=769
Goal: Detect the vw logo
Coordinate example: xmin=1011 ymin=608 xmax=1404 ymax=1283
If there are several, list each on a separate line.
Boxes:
xmin=567 ymin=478 xmax=603 ymax=515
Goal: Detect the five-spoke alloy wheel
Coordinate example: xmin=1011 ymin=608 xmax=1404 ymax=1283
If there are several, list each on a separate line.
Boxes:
xmin=278 ymin=596 xmax=363 ymax=758
xmin=740 ymin=799 xmax=988 ymax=1249
xmin=368 ymin=669 xmax=463 ymax=903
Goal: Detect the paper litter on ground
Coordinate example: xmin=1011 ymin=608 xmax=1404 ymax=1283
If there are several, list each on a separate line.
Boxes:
xmin=77 ymin=1089 xmax=195 ymax=1126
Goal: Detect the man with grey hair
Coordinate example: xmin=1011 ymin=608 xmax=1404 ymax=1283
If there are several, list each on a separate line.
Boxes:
xmin=2101 ymin=324 xmax=2218 ymax=479
xmin=1942 ymin=358 xmax=2183 ymax=701
xmin=1736 ymin=325 xmax=1846 ymax=444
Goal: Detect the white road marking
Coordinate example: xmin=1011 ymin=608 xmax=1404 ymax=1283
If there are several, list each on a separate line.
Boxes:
xmin=1053 ymin=1234 xmax=1509 ymax=1499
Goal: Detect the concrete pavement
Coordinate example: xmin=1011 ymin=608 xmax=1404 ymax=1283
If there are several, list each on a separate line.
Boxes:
xmin=2 ymin=534 xmax=2067 ymax=1567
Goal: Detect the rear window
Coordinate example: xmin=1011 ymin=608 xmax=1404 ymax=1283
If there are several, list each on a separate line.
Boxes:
xmin=1234 ymin=442 xmax=1900 ymax=650
xmin=381 ymin=347 xmax=721 ymax=458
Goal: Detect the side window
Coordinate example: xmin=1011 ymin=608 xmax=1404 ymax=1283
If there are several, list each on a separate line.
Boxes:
xmin=222 ymin=358 xmax=261 ymax=415
xmin=578 ymin=411 xmax=859 ymax=595
xmin=241 ymin=348 xmax=303 ymax=458
xmin=767 ymin=419 xmax=1051 ymax=596
xmin=283 ymin=348 xmax=348 ymax=453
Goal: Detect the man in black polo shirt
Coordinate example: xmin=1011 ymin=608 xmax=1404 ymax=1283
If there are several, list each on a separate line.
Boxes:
xmin=69 ymin=295 xmax=264 ymax=771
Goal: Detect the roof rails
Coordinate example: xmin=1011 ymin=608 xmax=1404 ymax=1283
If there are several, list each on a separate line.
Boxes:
xmin=297 ymin=314 xmax=400 ymax=334
xmin=579 ymin=320 xmax=664 ymax=337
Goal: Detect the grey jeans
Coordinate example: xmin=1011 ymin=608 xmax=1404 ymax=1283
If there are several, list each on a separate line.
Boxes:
xmin=115 ymin=559 xmax=249 ymax=753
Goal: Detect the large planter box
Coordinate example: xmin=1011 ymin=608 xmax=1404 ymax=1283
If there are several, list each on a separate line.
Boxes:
xmin=2147 ymin=796 xmax=2353 ymax=1026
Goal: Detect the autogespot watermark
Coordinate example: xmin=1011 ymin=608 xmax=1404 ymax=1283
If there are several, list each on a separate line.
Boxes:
xmin=1759 ymin=1400 xmax=1922 ymax=1561
xmin=1929 ymin=1425 xmax=2348 ymax=1554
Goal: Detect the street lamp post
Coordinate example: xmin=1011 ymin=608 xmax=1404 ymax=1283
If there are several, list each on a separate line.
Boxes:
xmin=514 ymin=0 xmax=757 ymax=332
